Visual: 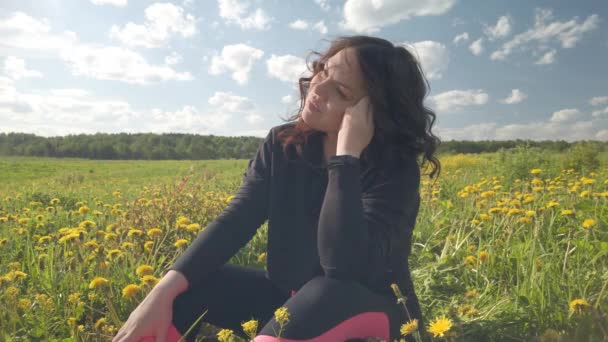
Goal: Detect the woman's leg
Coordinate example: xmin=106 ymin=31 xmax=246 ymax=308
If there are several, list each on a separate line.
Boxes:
xmin=254 ymin=275 xmax=425 ymax=342
xmin=170 ymin=263 xmax=290 ymax=341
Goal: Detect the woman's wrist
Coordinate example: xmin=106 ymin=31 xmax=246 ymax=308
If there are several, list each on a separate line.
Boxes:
xmin=153 ymin=270 xmax=189 ymax=299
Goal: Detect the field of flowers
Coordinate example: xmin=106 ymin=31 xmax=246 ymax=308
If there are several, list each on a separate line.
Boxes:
xmin=0 ymin=150 xmax=606 ymax=341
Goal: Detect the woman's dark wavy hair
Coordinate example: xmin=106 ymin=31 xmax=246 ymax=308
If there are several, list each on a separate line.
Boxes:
xmin=277 ymin=35 xmax=441 ymax=180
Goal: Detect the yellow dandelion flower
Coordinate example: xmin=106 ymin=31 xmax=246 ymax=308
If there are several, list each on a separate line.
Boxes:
xmin=79 ymin=220 xmax=96 ymax=229
xmin=136 ymin=265 xmax=154 ymax=277
xmin=581 ymin=219 xmax=596 ymax=228
xmin=89 ymin=277 xmax=109 ymax=289
xmin=561 ymin=209 xmax=575 ymax=216
xmin=141 ymin=275 xmax=159 ymax=286
xmin=241 ymin=319 xmax=259 ymax=337
xmin=144 ymin=240 xmax=154 ymax=252
xmin=78 ymin=206 xmax=90 ymax=214
xmin=400 ymin=319 xmax=418 ymax=336
xmin=107 ymin=249 xmax=122 ymax=259
xmin=186 ymin=223 xmax=200 ymax=232
xmin=274 ymin=306 xmax=290 ymax=325
xmin=525 ymin=210 xmax=536 ymax=217
xmin=95 ymin=318 xmax=106 ymax=330
xmin=67 ymin=317 xmax=78 ymax=327
xmin=147 ymin=228 xmax=162 ymax=238
xmin=530 ymin=168 xmax=542 ymax=174
xmin=546 ymin=201 xmax=559 ymax=208
xmin=127 ymin=229 xmax=143 ymax=238
xmin=519 ymin=217 xmax=532 ymax=224
xmin=122 ymin=284 xmax=140 ymax=299
xmin=174 ymin=239 xmax=189 ymax=248
xmin=176 ymin=216 xmax=190 ymax=227
xmin=478 ymin=251 xmax=489 ymax=263
xmin=104 ymin=233 xmax=118 ymax=241
xmin=465 ymin=289 xmax=479 ymax=299
xmin=50 ymin=198 xmax=60 ymax=205
xmin=465 ymin=255 xmax=477 ymax=266
xmin=18 ymin=298 xmax=32 ymax=310
xmin=427 ymin=315 xmax=453 ymax=337
xmin=258 ymin=252 xmax=267 ymax=264
xmin=569 ymin=298 xmax=590 ymax=314
xmin=38 ymin=236 xmax=51 ymax=244
xmin=217 ymin=329 xmax=235 ymax=342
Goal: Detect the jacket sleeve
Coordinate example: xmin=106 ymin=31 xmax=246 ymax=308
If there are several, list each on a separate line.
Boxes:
xmin=166 ymin=128 xmax=273 ymax=287
xmin=317 ymin=153 xmax=420 ymax=282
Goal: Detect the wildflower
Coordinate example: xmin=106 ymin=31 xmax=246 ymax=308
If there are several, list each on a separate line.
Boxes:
xmin=530 ymin=168 xmax=542 ymax=175
xmin=478 ymin=251 xmax=489 ymax=263
xmin=80 ymin=220 xmax=96 ymax=229
xmin=67 ymin=317 xmax=78 ymax=328
xmin=104 ymin=233 xmax=118 ymax=241
xmin=50 ymin=198 xmax=60 ymax=205
xmin=127 ymin=229 xmax=143 ymax=238
xmin=186 ymin=223 xmax=200 ymax=232
xmin=95 ymin=318 xmax=107 ymax=330
xmin=465 ymin=289 xmax=479 ymax=299
xmin=122 ymin=284 xmax=140 ymax=299
xmin=569 ymin=298 xmax=590 ymax=314
xmin=582 ymin=219 xmax=596 ymax=229
xmin=144 ymin=241 xmax=154 ymax=252
xmin=18 ymin=298 xmax=32 ymax=311
xmin=38 ymin=236 xmax=51 ymax=244
xmin=427 ymin=315 xmax=453 ymax=337
xmin=174 ymin=239 xmax=189 ymax=248
xmin=546 ymin=201 xmax=559 ymax=208
xmin=525 ymin=210 xmax=536 ymax=217
xmin=79 ymin=206 xmax=90 ymax=215
xmin=217 ymin=329 xmax=235 ymax=342
xmin=519 ymin=217 xmax=532 ymax=224
xmin=107 ymin=249 xmax=122 ymax=260
xmin=89 ymin=277 xmax=109 ymax=290
xmin=465 ymin=255 xmax=477 ymax=266
xmin=241 ymin=319 xmax=259 ymax=338
xmin=561 ymin=209 xmax=575 ymax=216
xmin=141 ymin=275 xmax=159 ymax=286
xmin=258 ymin=252 xmax=267 ymax=264
xmin=147 ymin=228 xmax=162 ymax=238
xmin=136 ymin=265 xmax=154 ymax=277
xmin=274 ymin=306 xmax=290 ymax=325
xmin=400 ymin=319 xmax=418 ymax=336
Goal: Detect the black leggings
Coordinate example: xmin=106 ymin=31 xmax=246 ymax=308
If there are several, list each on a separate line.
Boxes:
xmin=170 ymin=263 xmax=426 ymax=342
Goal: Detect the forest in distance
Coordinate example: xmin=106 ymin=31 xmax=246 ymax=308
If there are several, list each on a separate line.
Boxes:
xmin=1 ymin=131 xmax=606 ymax=160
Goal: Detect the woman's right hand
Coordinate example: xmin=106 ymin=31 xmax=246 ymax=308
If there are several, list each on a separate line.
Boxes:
xmin=112 ymin=288 xmax=175 ymax=342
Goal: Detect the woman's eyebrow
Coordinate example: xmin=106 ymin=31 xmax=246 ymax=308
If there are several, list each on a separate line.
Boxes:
xmin=325 ymin=63 xmax=355 ymax=93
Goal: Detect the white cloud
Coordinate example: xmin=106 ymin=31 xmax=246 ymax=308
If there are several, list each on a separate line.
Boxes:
xmin=313 ymin=20 xmax=328 ymax=34
xmin=3 ymin=56 xmax=43 ymax=80
xmin=469 ymin=38 xmax=484 ymax=56
xmin=218 ymin=0 xmax=272 ymax=30
xmin=281 ymin=95 xmax=293 ymax=104
xmin=453 ymin=32 xmax=469 ymax=44
xmin=490 ymin=8 xmax=599 ymax=62
xmin=90 ymin=0 xmax=127 ymax=7
xmin=339 ymin=0 xmax=456 ymax=33
xmin=500 ymin=89 xmax=527 ymax=104
xmin=589 ymin=96 xmax=608 ymax=107
xmin=245 ymin=113 xmax=264 ymax=124
xmin=315 ymin=0 xmax=331 ymax=12
xmin=150 ymin=105 xmax=230 ymax=133
xmin=266 ymin=54 xmax=307 ymax=84
xmin=429 ymin=89 xmax=489 ymax=112
xmin=208 ymin=43 xmax=264 ymax=85
xmin=592 ymin=106 xmax=608 ymax=118
xmin=165 ymin=51 xmax=183 ymax=65
xmin=535 ymin=49 xmax=556 ymax=65
xmin=0 ymin=79 xmax=140 ymax=136
xmin=208 ymin=91 xmax=255 ymax=112
xmin=289 ymin=19 xmax=308 ymax=30
xmin=436 ymin=119 xmax=607 ymax=141
xmin=109 ymin=3 xmax=197 ymax=48
xmin=550 ymin=108 xmax=581 ymax=123
xmin=60 ymin=44 xmax=193 ymax=84
xmin=0 ymin=12 xmax=78 ymax=52
xmin=399 ymin=41 xmax=448 ymax=80
xmin=483 ymin=15 xmax=512 ymax=41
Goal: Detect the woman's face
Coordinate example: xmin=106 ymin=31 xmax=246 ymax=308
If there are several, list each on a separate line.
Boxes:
xmin=302 ymin=47 xmax=367 ymax=135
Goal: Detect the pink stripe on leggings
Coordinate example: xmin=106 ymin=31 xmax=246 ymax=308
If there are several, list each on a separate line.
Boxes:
xmin=253 ymin=311 xmax=389 ymax=342
xmin=138 ymin=323 xmax=183 ymax=342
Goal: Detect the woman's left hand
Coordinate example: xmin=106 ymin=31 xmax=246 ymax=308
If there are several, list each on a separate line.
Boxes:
xmin=336 ymin=95 xmax=374 ymax=158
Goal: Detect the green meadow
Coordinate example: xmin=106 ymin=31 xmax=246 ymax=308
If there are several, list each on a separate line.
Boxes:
xmin=0 ymin=148 xmax=607 ymax=341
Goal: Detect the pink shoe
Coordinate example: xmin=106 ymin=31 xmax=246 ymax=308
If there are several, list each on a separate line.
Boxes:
xmin=138 ymin=323 xmax=183 ymax=342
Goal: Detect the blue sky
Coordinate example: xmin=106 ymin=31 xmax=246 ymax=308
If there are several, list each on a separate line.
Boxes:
xmin=0 ymin=0 xmax=607 ymax=141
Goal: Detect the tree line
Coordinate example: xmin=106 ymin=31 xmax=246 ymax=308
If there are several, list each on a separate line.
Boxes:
xmin=0 ymin=132 xmax=605 ymax=160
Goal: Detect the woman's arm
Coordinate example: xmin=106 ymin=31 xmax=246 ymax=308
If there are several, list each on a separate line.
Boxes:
xmin=164 ymin=128 xmax=274 ymax=291
xmin=317 ymin=154 xmax=420 ymax=282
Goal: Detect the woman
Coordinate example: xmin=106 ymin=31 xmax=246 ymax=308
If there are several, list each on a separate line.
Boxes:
xmin=113 ymin=35 xmax=440 ymax=342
